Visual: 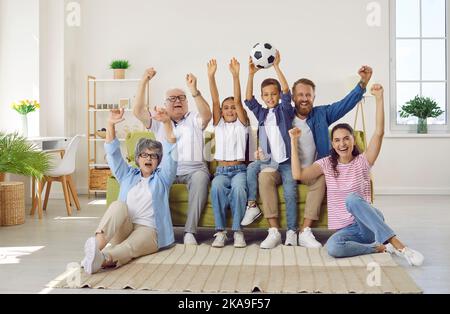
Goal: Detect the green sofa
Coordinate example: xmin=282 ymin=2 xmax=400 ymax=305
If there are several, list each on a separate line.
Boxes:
xmin=106 ymin=129 xmax=368 ymax=229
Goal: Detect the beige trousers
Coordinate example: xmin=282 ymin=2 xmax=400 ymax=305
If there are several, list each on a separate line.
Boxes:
xmin=96 ymin=201 xmax=158 ymax=266
xmin=259 ymin=172 xmax=326 ymax=221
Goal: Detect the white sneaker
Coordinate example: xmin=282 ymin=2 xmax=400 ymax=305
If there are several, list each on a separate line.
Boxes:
xmin=184 ymin=233 xmax=198 ymax=245
xmin=212 ymin=231 xmax=227 ymax=248
xmin=384 ymin=243 xmax=396 ymax=254
xmin=233 ymin=231 xmax=247 ymax=248
xmin=83 ymin=237 xmax=105 ymax=275
xmin=241 ymin=205 xmax=262 ymax=226
xmin=393 ymin=246 xmax=424 ymax=266
xmin=298 ymin=227 xmax=322 ymax=248
xmin=285 ymin=230 xmax=298 ymax=246
xmin=260 ymin=228 xmax=282 ymax=249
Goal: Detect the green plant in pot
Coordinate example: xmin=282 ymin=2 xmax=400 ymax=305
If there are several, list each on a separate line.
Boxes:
xmin=399 ymin=95 xmax=444 ymax=134
xmin=110 ymin=59 xmax=130 ymax=79
xmin=0 ymin=132 xmax=52 ymax=182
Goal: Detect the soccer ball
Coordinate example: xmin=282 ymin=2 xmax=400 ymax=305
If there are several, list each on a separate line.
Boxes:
xmin=251 ymin=42 xmax=276 ymax=69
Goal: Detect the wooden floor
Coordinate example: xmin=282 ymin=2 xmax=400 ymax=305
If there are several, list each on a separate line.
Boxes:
xmin=0 ymin=195 xmax=449 ymax=294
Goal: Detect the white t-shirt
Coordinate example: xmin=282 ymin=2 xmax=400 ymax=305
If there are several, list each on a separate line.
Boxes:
xmin=126 ymin=176 xmax=156 ymax=228
xmin=214 ymin=119 xmax=248 ymax=161
xmin=150 ymin=111 xmax=207 ymax=176
xmin=264 ymin=109 xmax=287 ymax=163
xmin=293 ymin=116 xmax=317 ymax=168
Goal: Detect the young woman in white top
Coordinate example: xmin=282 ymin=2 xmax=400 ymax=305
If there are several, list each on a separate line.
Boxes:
xmin=207 ymin=58 xmax=250 ymax=248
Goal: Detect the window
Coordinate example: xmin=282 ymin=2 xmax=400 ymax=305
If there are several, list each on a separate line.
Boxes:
xmin=390 ymin=0 xmax=449 ymax=132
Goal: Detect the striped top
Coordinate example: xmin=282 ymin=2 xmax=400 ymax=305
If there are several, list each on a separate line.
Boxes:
xmin=315 ymin=154 xmax=372 ymax=230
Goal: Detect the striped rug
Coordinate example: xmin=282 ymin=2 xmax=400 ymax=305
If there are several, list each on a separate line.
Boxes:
xmin=47 ymin=244 xmax=422 ymax=293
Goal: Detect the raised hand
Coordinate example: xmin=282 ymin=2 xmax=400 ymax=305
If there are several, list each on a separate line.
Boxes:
xmin=358 ymin=65 xmax=373 ymax=88
xmin=289 ymin=127 xmax=302 ymax=140
xmin=152 ymin=106 xmax=170 ymax=123
xmin=186 ymin=73 xmax=198 ymax=94
xmin=142 ymin=67 xmax=157 ymax=82
xmin=273 ymin=50 xmax=281 ymax=68
xmin=370 ymin=84 xmax=384 ymax=99
xmin=207 ymin=59 xmax=217 ymax=78
xmin=108 ymin=108 xmax=125 ymax=125
xmin=229 ymin=57 xmax=240 ymax=77
xmin=248 ymin=56 xmax=260 ymax=76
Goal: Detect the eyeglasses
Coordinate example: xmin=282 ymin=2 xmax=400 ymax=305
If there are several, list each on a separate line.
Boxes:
xmin=139 ymin=153 xmax=159 ymax=160
xmin=166 ymin=95 xmax=187 ymax=103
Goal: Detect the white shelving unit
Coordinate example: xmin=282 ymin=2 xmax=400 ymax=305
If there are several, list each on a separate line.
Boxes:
xmin=87 ymin=75 xmax=149 ymax=196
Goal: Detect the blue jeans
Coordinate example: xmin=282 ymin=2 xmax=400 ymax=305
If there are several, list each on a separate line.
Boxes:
xmin=326 ymin=193 xmax=396 ymax=258
xmin=246 ymin=160 xmax=262 ymax=201
xmin=211 ymin=164 xmax=248 ymax=231
xmin=247 ymin=160 xmax=298 ymax=231
xmin=276 ymin=162 xmax=298 ymax=231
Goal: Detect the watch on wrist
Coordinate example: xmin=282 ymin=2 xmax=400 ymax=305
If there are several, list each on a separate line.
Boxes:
xmin=192 ymin=90 xmax=201 ymax=98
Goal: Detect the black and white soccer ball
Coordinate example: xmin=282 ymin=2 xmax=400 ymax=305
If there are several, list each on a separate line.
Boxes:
xmin=251 ymin=42 xmax=276 ymax=69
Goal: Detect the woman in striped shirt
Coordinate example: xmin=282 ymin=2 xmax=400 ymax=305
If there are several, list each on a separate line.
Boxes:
xmin=289 ymin=84 xmax=424 ymax=266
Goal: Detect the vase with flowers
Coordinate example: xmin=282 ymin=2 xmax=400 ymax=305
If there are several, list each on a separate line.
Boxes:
xmin=11 ymin=99 xmax=40 ymax=137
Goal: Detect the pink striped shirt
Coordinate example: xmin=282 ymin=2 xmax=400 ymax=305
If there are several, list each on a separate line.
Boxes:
xmin=315 ymin=154 xmax=372 ymax=230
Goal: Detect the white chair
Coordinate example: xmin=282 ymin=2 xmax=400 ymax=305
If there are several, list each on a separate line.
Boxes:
xmin=31 ymin=135 xmax=83 ymax=217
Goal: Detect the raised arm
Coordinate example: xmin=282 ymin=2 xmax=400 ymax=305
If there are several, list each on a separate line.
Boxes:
xmin=273 ymin=50 xmax=289 ymax=94
xmin=229 ymin=57 xmax=249 ymax=126
xmin=289 ymin=127 xmax=323 ymax=181
xmin=186 ymin=73 xmax=212 ymax=129
xmin=133 ymin=68 xmax=156 ymax=129
xmin=364 ymin=84 xmax=385 ymax=166
xmin=106 ymin=108 xmax=125 ymax=143
xmin=207 ymin=59 xmax=221 ymax=126
xmin=246 ymin=56 xmax=260 ymax=101
xmin=105 ymin=108 xmax=133 ymax=182
xmin=325 ymin=65 xmax=373 ymax=124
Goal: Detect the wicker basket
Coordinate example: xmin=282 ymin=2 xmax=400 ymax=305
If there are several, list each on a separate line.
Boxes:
xmin=89 ymin=168 xmax=112 ymax=190
xmin=0 ymin=182 xmax=25 ymax=226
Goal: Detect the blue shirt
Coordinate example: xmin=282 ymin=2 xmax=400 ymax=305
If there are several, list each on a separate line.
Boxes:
xmin=305 ymin=84 xmax=366 ymax=159
xmin=104 ymin=138 xmax=177 ymax=249
xmin=244 ymin=91 xmax=296 ymax=169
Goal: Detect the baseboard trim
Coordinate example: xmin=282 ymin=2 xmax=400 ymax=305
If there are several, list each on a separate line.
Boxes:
xmin=49 ymin=187 xmax=89 ymax=199
xmin=375 ymin=187 xmax=450 ymax=195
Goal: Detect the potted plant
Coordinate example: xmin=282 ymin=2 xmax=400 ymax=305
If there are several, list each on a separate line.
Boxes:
xmin=0 ymin=132 xmax=51 ymax=182
xmin=399 ymin=95 xmax=444 ymax=134
xmin=110 ymin=59 xmax=130 ymax=79
xmin=11 ymin=99 xmax=40 ymax=137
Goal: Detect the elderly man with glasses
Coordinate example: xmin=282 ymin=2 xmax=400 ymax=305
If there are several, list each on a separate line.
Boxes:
xmin=133 ymin=68 xmax=212 ymax=245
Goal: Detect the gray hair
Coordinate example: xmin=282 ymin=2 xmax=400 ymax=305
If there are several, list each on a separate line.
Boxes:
xmin=134 ymin=138 xmax=163 ymax=166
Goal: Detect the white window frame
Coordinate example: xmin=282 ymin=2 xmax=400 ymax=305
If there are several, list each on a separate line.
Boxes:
xmin=390 ymin=0 xmax=450 ymax=133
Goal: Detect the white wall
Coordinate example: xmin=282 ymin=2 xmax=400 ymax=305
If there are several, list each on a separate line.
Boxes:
xmin=0 ymin=0 xmax=39 ymax=136
xmin=39 ymin=0 xmax=65 ymax=137
xmin=32 ymin=0 xmax=450 ymax=195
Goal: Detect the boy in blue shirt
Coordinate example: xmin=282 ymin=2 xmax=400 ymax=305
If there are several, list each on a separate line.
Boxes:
xmin=241 ymin=50 xmax=297 ymax=249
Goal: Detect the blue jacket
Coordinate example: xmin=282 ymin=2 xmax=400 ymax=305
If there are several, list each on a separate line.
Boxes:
xmin=244 ymin=91 xmax=296 ymax=165
xmin=306 ymin=84 xmax=366 ymax=159
xmin=104 ymin=138 xmax=177 ymax=249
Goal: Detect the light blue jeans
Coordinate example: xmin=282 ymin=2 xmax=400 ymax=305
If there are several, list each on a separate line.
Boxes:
xmin=326 ymin=193 xmax=396 ymax=258
xmin=246 ymin=160 xmax=263 ymax=202
xmin=211 ymin=164 xmax=247 ymax=231
xmin=247 ymin=160 xmax=298 ymax=231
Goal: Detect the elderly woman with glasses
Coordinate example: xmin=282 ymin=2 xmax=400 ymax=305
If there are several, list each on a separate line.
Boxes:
xmin=82 ymin=107 xmax=177 ymax=274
